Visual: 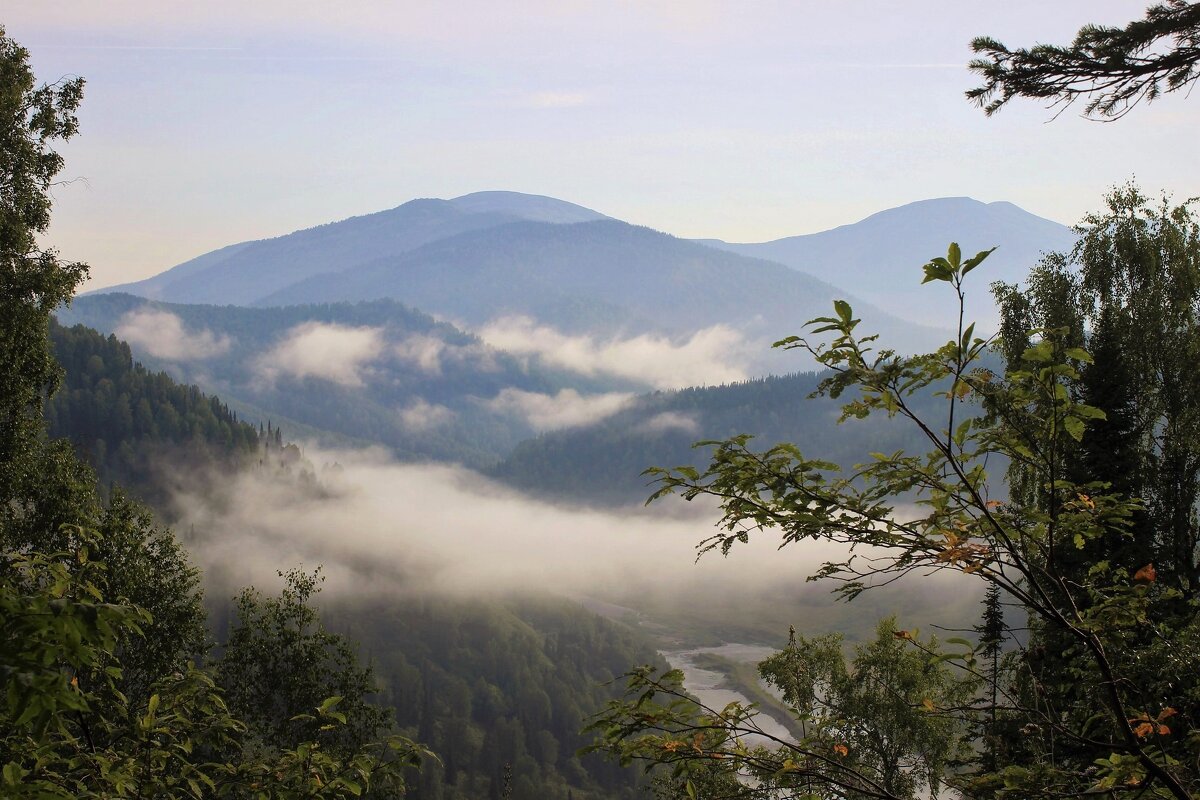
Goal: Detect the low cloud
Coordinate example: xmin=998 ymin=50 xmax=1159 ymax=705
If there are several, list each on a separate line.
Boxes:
xmin=394 ymin=334 xmax=448 ymax=374
xmin=115 ymin=308 xmax=232 ymax=361
xmin=637 ymin=411 xmax=700 ymax=435
xmin=479 ymin=317 xmax=750 ymax=389
xmin=257 ymin=323 xmax=384 ymax=387
xmin=392 ymin=334 xmax=499 ymax=376
xmin=177 ymin=446 xmax=979 ymax=632
xmin=399 ymin=399 xmax=454 ymax=431
xmin=180 ymin=446 xmax=825 ymax=598
xmin=486 ymin=388 xmax=634 ymax=431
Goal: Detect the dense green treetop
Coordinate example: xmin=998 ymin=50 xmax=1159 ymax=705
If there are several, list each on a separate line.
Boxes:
xmin=0 ymin=26 xmax=87 ymax=508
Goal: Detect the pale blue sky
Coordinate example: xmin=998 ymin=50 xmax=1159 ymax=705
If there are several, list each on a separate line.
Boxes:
xmin=7 ymin=1 xmax=1197 ymax=290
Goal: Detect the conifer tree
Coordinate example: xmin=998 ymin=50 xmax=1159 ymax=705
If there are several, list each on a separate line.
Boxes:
xmin=969 ymin=1 xmax=1200 ymax=119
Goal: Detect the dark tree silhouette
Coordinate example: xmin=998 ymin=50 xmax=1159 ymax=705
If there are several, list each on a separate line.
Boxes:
xmin=968 ymin=1 xmax=1200 ymax=119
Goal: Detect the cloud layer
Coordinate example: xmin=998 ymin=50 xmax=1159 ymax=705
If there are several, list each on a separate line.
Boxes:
xmin=485 ymin=388 xmax=634 ymax=431
xmin=115 ymin=309 xmax=232 ymax=361
xmin=176 ymin=445 xmax=980 ymax=642
xmin=256 ymin=322 xmax=385 ymax=386
xmin=398 ymin=398 xmax=454 ymax=431
xmin=637 ymin=411 xmax=700 ymax=435
xmin=180 ymin=446 xmax=826 ymax=598
xmin=479 ymin=317 xmax=751 ymax=389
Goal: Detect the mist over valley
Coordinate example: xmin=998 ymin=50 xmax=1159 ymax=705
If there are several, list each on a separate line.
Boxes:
xmin=57 ymin=189 xmax=1055 ymax=633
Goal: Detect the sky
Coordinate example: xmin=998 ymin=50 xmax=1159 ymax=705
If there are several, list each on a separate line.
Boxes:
xmin=7 ymin=1 xmax=1198 ymax=290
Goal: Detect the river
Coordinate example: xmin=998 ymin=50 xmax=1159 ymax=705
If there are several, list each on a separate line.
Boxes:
xmin=659 ymin=643 xmax=795 ymax=748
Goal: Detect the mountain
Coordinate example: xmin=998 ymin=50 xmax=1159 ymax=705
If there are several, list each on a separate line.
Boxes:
xmin=91 ymin=193 xmax=958 ymax=364
xmin=699 ymin=197 xmax=1077 ymax=330
xmin=256 ymin=218 xmax=929 ymax=346
xmin=95 ymin=192 xmax=610 ymax=307
xmin=446 ymin=190 xmax=611 ymax=223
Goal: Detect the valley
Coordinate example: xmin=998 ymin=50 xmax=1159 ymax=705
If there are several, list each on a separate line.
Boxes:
xmin=45 ymin=191 xmax=1029 ymax=796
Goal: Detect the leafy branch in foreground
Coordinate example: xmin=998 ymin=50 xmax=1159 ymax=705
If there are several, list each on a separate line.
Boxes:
xmin=589 ymin=242 xmax=1200 ymax=799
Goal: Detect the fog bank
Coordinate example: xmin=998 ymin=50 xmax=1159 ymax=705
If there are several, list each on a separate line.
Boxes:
xmin=177 ymin=444 xmax=978 ymax=639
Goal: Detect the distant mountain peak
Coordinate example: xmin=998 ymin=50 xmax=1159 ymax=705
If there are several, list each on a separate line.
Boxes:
xmin=448 ymin=191 xmax=610 ymax=223
xmin=698 ymin=196 xmax=1077 ymax=331
xmin=836 ymin=196 xmax=1067 ymax=234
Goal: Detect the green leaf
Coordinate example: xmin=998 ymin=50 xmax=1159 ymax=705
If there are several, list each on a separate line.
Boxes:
xmin=960 ymin=322 xmax=976 ymax=349
xmin=833 ymin=299 xmax=852 ymax=323
xmin=922 ymin=261 xmax=953 ymax=284
xmin=1064 ymin=347 xmax=1094 ymax=363
xmin=2 ymin=762 xmax=24 ymax=785
xmin=318 ymin=695 xmax=344 ymax=714
xmin=961 ymin=246 xmax=997 ymax=276
xmin=1021 ymin=340 xmax=1053 ymax=363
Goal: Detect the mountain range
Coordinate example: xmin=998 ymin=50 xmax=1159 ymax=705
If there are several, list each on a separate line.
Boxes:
xmin=72 ymin=190 xmax=1077 ymax=484
xmin=95 ymin=191 xmax=1075 ymax=348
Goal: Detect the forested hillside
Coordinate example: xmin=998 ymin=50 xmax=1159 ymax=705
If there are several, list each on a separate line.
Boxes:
xmin=326 ymin=595 xmax=661 ymax=800
xmin=58 ymin=293 xmax=635 ymax=467
xmin=45 ymin=321 xmax=286 ymax=505
xmin=491 ymin=370 xmax=951 ymax=505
